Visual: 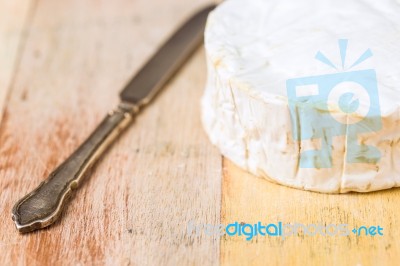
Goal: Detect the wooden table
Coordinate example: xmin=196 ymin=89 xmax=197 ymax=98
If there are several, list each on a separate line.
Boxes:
xmin=0 ymin=1 xmax=399 ymax=265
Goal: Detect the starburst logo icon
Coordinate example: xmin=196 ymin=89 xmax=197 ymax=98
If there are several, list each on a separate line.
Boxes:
xmin=315 ymin=39 xmax=373 ymax=71
xmin=286 ymin=39 xmax=382 ymax=168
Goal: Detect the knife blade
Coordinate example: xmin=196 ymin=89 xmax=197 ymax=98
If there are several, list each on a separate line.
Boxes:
xmin=11 ymin=4 xmax=216 ymax=233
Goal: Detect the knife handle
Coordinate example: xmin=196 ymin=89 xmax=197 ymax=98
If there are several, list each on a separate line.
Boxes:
xmin=12 ymin=102 xmax=137 ymax=233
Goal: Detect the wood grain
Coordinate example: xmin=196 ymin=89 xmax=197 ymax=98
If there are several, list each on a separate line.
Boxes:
xmin=0 ymin=0 xmax=36 ymax=124
xmin=2 ymin=1 xmax=400 ymax=265
xmin=0 ymin=0 xmax=221 ymax=265
xmin=221 ymin=159 xmax=400 ymax=266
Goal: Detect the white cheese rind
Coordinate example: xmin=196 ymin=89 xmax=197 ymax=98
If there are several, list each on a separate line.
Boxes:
xmin=202 ymin=0 xmax=400 ymax=193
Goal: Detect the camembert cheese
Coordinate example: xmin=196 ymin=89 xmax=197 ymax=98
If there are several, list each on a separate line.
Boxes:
xmin=202 ymin=0 xmax=400 ymax=193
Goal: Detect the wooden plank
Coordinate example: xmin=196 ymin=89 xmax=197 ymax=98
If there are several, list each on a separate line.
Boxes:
xmin=221 ymin=158 xmax=400 ymax=266
xmin=0 ymin=0 xmax=36 ymax=124
xmin=0 ymin=0 xmax=221 ymax=265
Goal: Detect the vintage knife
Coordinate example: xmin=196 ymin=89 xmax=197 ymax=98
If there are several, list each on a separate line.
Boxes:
xmin=12 ymin=4 xmax=215 ymax=233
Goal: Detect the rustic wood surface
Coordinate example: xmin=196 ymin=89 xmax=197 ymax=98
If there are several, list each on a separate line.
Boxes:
xmin=221 ymin=159 xmax=400 ymax=266
xmin=0 ymin=1 xmax=399 ymax=266
xmin=0 ymin=0 xmax=221 ymax=265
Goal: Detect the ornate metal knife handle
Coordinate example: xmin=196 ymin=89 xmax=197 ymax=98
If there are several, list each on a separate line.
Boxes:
xmin=12 ymin=102 xmax=137 ymax=233
xmin=11 ymin=4 xmax=215 ymax=233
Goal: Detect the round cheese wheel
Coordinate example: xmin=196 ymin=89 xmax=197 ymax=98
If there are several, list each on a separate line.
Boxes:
xmin=201 ymin=0 xmax=400 ymax=193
